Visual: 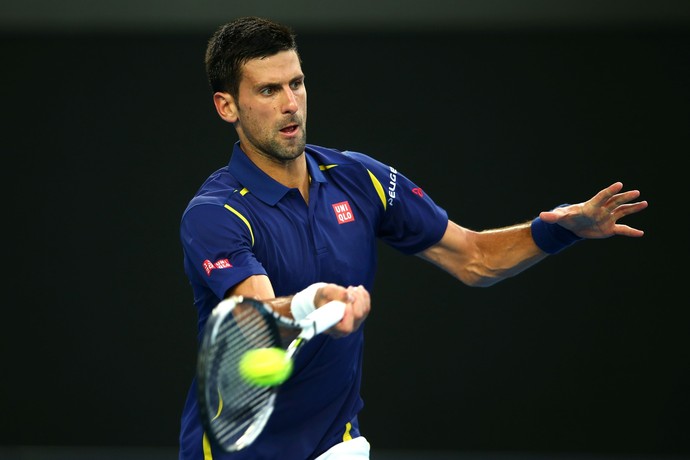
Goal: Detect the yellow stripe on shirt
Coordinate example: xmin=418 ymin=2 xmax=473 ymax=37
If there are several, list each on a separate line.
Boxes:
xmin=366 ymin=169 xmax=387 ymax=211
xmin=343 ymin=421 xmax=353 ymax=441
xmin=224 ymin=204 xmax=254 ymax=246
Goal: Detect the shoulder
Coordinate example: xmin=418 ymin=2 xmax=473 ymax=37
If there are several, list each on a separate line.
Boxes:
xmin=306 ymin=144 xmax=393 ymax=177
xmin=182 ymin=166 xmax=244 ymax=219
xmin=306 ymin=144 xmax=379 ymax=165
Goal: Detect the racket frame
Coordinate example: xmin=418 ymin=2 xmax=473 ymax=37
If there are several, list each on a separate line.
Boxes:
xmin=196 ymin=295 xmax=345 ymax=453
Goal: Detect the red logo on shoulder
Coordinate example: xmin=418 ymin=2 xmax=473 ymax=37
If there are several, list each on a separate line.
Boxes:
xmin=203 ymin=258 xmax=233 ymax=276
xmin=332 ymin=201 xmax=355 ymax=224
xmin=411 ymin=187 xmax=424 ymax=197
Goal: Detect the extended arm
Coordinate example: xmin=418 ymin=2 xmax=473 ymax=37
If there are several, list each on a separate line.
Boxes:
xmin=418 ymin=182 xmax=648 ymax=287
xmin=228 ymin=274 xmax=370 ymax=337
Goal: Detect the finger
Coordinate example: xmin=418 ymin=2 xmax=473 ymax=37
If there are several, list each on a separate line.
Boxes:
xmin=608 ymin=189 xmax=642 ymax=208
xmin=346 ymin=286 xmax=362 ymax=315
xmin=538 ymin=210 xmax=561 ymax=224
xmin=591 ymin=182 xmax=624 ymax=207
xmin=614 ymin=223 xmax=645 ymax=238
xmin=317 ymin=283 xmax=352 ymax=306
xmin=613 ymin=201 xmax=648 ymax=219
xmin=345 ymin=285 xmax=370 ymax=330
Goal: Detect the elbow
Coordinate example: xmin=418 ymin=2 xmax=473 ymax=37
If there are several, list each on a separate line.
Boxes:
xmin=463 ymin=274 xmax=502 ymax=288
xmin=470 ymin=276 xmax=502 ymax=288
xmin=453 ymin=264 xmax=502 ymax=288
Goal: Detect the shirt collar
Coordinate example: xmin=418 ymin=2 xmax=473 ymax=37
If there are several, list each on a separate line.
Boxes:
xmin=228 ymin=142 xmax=327 ymax=206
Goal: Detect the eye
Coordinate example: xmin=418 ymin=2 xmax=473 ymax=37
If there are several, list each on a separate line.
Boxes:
xmin=259 ymin=87 xmax=275 ymax=96
xmin=290 ymin=79 xmax=303 ymax=90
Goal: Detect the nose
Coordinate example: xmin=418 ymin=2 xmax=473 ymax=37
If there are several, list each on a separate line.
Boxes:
xmin=282 ymin=88 xmax=299 ymax=114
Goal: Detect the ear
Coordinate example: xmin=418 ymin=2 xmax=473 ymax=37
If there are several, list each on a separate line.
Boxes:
xmin=212 ymin=92 xmax=238 ymax=124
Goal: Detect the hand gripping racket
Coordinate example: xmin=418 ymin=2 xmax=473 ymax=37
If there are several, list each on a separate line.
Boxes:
xmin=197 ymin=295 xmax=346 ymax=453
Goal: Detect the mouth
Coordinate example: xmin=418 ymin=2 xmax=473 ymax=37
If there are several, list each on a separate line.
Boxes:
xmin=280 ymin=124 xmax=299 ymax=135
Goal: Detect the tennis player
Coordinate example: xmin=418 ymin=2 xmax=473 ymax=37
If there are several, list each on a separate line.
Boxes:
xmin=178 ymin=16 xmax=648 ymax=460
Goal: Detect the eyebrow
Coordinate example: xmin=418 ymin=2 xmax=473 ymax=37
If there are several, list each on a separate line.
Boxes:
xmin=254 ymin=73 xmax=305 ymax=88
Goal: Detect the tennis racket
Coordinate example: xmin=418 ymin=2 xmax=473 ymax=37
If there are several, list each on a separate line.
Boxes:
xmin=197 ymin=295 xmax=346 ymax=453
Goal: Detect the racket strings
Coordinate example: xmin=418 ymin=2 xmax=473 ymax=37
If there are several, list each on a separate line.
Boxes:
xmin=206 ymin=303 xmax=278 ymax=447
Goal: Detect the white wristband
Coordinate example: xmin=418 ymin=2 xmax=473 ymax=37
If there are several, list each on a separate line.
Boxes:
xmin=291 ymin=282 xmax=327 ymax=321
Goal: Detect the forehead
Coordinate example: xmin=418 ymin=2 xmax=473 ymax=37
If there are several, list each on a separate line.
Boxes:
xmin=241 ymin=50 xmax=303 ymax=85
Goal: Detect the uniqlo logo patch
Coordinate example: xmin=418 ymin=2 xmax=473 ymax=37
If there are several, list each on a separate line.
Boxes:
xmin=332 ymin=201 xmax=355 ymax=224
xmin=203 ymin=258 xmax=233 ymax=276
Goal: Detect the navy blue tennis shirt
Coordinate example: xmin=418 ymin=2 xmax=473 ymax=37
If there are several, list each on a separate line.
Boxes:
xmin=179 ymin=142 xmax=448 ymax=460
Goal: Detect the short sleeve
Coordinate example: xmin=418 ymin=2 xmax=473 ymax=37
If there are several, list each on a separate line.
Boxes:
xmin=180 ymin=202 xmax=267 ymax=300
xmin=344 ymin=151 xmax=448 ymax=254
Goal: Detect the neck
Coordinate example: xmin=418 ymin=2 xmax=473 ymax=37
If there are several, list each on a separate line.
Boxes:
xmin=244 ymin=149 xmax=311 ymax=203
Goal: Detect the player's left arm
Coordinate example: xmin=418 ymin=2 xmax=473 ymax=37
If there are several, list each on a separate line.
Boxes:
xmin=418 ymin=182 xmax=648 ymax=287
xmin=418 ymin=220 xmax=546 ymax=287
xmin=538 ymin=182 xmax=647 ymax=239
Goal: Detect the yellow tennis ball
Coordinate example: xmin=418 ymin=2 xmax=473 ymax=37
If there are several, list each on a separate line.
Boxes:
xmin=238 ymin=347 xmax=292 ymax=387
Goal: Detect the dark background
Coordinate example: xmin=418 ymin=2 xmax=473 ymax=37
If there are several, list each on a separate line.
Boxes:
xmin=2 ymin=1 xmax=689 ymax=457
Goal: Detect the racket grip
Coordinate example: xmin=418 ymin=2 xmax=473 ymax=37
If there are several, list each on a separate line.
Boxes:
xmin=303 ymin=300 xmax=346 ymax=335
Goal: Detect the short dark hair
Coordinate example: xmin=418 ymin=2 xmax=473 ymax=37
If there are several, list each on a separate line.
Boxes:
xmin=205 ymin=16 xmax=299 ymax=99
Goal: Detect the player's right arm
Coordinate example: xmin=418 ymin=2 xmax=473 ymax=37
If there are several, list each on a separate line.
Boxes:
xmin=227 ymin=275 xmax=369 ymax=337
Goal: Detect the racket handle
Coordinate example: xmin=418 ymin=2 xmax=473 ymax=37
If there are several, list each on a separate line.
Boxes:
xmin=301 ymin=300 xmax=346 ymax=335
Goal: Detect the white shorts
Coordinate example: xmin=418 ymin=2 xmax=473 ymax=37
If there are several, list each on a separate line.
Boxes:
xmin=314 ymin=436 xmax=371 ymax=460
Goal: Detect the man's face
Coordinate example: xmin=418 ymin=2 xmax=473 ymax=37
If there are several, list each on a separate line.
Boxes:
xmin=234 ymin=50 xmax=307 ymax=163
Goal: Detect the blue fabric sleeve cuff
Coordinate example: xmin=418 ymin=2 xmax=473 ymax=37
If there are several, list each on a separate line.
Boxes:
xmin=530 ymin=205 xmax=583 ymax=254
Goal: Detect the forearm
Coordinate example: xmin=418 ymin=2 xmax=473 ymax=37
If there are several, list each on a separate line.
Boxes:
xmin=470 ymin=222 xmax=548 ymax=286
xmin=228 ymin=276 xmax=348 ymax=321
xmin=419 ymin=220 xmax=548 ymax=287
xmin=226 ymin=274 xmax=294 ymax=317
